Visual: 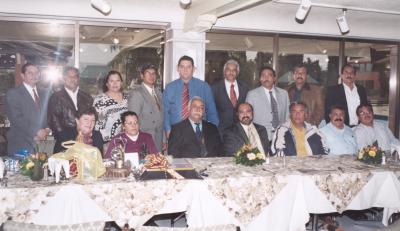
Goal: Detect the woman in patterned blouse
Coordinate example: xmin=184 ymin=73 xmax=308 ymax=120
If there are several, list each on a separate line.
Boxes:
xmin=93 ymin=71 xmax=128 ymax=142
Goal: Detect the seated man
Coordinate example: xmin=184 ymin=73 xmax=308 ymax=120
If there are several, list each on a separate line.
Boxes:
xmin=105 ymin=111 xmax=158 ymax=159
xmin=54 ymin=107 xmax=103 ymax=153
xmin=223 ymin=102 xmax=269 ymax=156
xmin=168 ymin=96 xmax=223 ymax=158
xmin=320 ymin=105 xmax=357 ymax=155
xmin=353 ymin=103 xmax=400 ymax=152
xmin=272 ymin=101 xmax=327 ymax=156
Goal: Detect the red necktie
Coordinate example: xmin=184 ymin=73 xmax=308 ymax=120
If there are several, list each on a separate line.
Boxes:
xmin=33 ymin=88 xmax=40 ymax=110
xmin=181 ymin=83 xmax=189 ymax=119
xmin=230 ymin=83 xmax=237 ymax=107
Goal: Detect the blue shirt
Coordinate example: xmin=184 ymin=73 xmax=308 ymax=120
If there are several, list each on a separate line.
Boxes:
xmin=320 ymin=122 xmax=357 ymax=155
xmin=163 ymin=78 xmax=219 ymax=132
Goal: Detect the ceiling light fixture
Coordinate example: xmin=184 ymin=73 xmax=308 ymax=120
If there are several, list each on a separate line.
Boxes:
xmin=91 ymin=0 xmax=112 ymax=15
xmin=113 ymin=37 xmax=120 ymax=44
xmin=180 ymin=0 xmax=192 ymax=10
xmin=336 ymin=9 xmax=350 ymax=34
xmin=295 ymin=0 xmax=312 ymax=23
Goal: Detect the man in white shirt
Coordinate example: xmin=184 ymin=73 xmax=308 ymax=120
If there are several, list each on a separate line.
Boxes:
xmin=320 ymin=105 xmax=357 ymax=155
xmin=5 ymin=63 xmax=51 ymax=154
xmin=47 ymin=66 xmax=93 ymax=143
xmin=353 ymin=103 xmax=400 ymax=152
xmin=246 ymin=66 xmax=290 ymax=141
xmin=212 ymin=59 xmax=249 ymax=132
xmin=325 ymin=64 xmax=368 ymax=127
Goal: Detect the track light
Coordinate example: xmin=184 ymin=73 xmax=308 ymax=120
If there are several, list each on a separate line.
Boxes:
xmin=91 ymin=0 xmax=112 ymax=15
xmin=336 ymin=9 xmax=349 ymax=34
xmin=295 ymin=0 xmax=312 ymax=23
xmin=180 ymin=0 xmax=192 ymax=9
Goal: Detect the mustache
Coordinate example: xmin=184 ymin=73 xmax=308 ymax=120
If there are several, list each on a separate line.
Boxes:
xmin=192 ymin=112 xmax=203 ymax=117
xmin=334 ymin=118 xmax=343 ymax=122
xmin=241 ymin=116 xmax=250 ymax=120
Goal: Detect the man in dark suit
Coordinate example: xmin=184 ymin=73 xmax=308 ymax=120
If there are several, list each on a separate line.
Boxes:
xmin=325 ymin=64 xmax=368 ymax=126
xmin=212 ymin=59 xmax=249 ymax=132
xmin=48 ymin=66 xmax=93 ymax=143
xmin=223 ymin=102 xmax=269 ymax=156
xmin=128 ymin=63 xmax=164 ymax=151
xmin=5 ymin=63 xmax=51 ymax=155
xmin=168 ymin=96 xmax=223 ymax=158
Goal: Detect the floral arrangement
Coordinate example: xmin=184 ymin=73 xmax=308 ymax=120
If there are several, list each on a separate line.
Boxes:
xmin=234 ymin=144 xmax=266 ymax=166
xmin=357 ymin=145 xmax=383 ymax=165
xmin=20 ymin=152 xmax=48 ymax=177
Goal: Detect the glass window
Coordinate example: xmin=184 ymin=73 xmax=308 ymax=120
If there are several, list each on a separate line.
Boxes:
xmin=79 ymin=25 xmax=164 ymax=95
xmin=205 ymin=33 xmax=273 ymax=88
xmin=345 ymin=42 xmax=393 ymax=120
xmin=277 ymin=37 xmax=339 ymax=89
xmin=0 ymin=20 xmax=75 ymax=116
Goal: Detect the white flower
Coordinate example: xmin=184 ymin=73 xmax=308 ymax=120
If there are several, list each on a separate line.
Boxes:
xmin=247 ymin=153 xmax=256 ymax=160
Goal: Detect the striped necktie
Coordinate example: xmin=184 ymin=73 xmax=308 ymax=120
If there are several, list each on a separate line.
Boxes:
xmin=269 ymin=91 xmax=279 ymax=129
xmin=181 ymin=83 xmax=189 ymax=119
xmin=230 ymin=83 xmax=237 ymax=107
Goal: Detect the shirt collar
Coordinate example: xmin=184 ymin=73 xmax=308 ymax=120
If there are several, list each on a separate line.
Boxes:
xmin=224 ymin=79 xmax=237 ymax=87
xmin=142 ymin=83 xmax=154 ymax=94
xmin=343 ymin=83 xmax=357 ymax=92
xmin=65 ymin=87 xmax=79 ymax=95
xmin=23 ymin=82 xmax=36 ymax=92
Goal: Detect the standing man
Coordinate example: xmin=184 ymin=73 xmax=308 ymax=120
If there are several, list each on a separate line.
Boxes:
xmin=128 ymin=63 xmax=164 ymax=151
xmin=353 ymin=103 xmax=400 ymax=152
xmin=168 ymin=97 xmax=222 ymax=158
xmin=286 ymin=64 xmax=324 ymax=126
xmin=6 ymin=63 xmax=51 ymax=154
xmin=272 ymin=102 xmax=327 ymax=156
xmin=212 ymin=59 xmax=249 ymax=132
xmin=223 ymin=102 xmax=269 ymax=156
xmin=320 ymin=105 xmax=357 ymax=155
xmin=48 ymin=66 xmax=93 ymax=140
xmin=163 ymin=55 xmax=218 ymax=136
xmin=246 ymin=66 xmax=290 ymax=141
xmin=325 ymin=64 xmax=368 ymax=126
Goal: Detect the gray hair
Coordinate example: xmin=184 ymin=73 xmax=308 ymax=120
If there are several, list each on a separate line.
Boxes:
xmin=223 ymin=59 xmax=240 ymax=73
xmin=189 ymin=96 xmax=204 ymax=107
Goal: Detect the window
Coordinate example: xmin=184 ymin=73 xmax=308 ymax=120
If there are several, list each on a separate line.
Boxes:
xmin=79 ymin=25 xmax=164 ymax=95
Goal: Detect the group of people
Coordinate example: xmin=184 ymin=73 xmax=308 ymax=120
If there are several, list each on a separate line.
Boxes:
xmin=5 ymin=55 xmax=400 ymax=159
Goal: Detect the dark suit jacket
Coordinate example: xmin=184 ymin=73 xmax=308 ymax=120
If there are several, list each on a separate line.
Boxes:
xmin=168 ymin=119 xmax=223 ymax=158
xmin=54 ymin=127 xmax=103 ymax=154
xmin=325 ymin=84 xmax=368 ymax=125
xmin=48 ymin=88 xmax=93 ymax=134
xmin=223 ymin=122 xmax=270 ymax=156
xmin=5 ymin=84 xmax=50 ymax=154
xmin=211 ymin=80 xmax=249 ymax=132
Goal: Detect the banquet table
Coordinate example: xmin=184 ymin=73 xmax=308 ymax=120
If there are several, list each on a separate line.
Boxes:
xmin=2 ymin=155 xmax=400 ymax=231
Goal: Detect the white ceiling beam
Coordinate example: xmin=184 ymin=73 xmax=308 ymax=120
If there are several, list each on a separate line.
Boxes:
xmin=184 ymin=0 xmax=271 ymax=32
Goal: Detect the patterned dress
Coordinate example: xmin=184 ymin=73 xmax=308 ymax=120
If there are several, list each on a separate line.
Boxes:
xmin=93 ymin=93 xmax=128 ymax=142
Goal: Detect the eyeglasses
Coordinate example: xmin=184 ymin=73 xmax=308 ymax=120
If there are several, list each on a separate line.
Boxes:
xmin=359 ymin=111 xmax=372 ymax=116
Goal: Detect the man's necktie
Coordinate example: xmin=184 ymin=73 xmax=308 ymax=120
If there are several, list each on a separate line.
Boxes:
xmin=152 ymin=89 xmax=161 ymax=110
xmin=230 ymin=83 xmax=237 ymax=107
xmin=33 ymin=88 xmax=40 ymax=110
xmin=269 ymin=91 xmax=279 ymax=129
xmin=247 ymin=126 xmax=257 ymax=147
xmin=181 ymin=83 xmax=189 ymax=119
xmin=195 ymin=122 xmax=201 ymax=140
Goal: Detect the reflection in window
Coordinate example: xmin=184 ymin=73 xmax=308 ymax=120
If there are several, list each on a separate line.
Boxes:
xmin=206 ymin=33 xmax=273 ymax=88
xmin=345 ymin=42 xmax=393 ymax=119
xmin=79 ymin=26 xmax=164 ymax=95
xmin=0 ymin=21 xmax=75 ymax=115
xmin=277 ymin=37 xmax=339 ymax=89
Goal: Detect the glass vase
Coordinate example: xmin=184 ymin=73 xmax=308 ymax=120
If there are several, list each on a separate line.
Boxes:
xmin=30 ymin=160 xmax=44 ymax=181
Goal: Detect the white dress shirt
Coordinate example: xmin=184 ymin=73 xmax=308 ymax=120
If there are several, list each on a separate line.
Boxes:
xmin=353 ymin=121 xmax=400 ymax=152
xmin=343 ymin=84 xmax=360 ymax=126
xmin=23 ymin=82 xmax=38 ymax=102
xmin=65 ymin=87 xmax=79 ymax=110
xmin=263 ymin=86 xmax=277 ymax=104
xmin=224 ymin=79 xmax=239 ymax=100
xmin=240 ymin=123 xmax=266 ymax=154
xmin=143 ymin=82 xmax=155 ymax=95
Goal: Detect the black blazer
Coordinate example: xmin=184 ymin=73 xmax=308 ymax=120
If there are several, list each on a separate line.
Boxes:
xmin=211 ymin=80 xmax=249 ymax=132
xmin=168 ymin=119 xmax=223 ymax=158
xmin=223 ymin=122 xmax=270 ymax=156
xmin=325 ymin=84 xmax=368 ymax=125
xmin=54 ymin=127 xmax=104 ymax=154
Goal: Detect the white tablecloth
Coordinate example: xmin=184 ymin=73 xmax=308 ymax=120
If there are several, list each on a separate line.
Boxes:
xmin=2 ymin=155 xmax=400 ymax=231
